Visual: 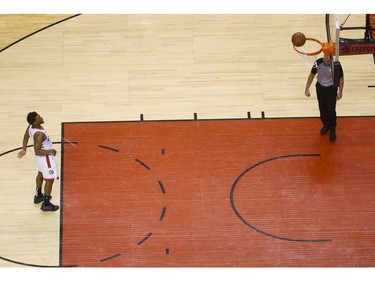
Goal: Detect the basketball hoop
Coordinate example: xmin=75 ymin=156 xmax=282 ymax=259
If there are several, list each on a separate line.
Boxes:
xmin=293 ymin=37 xmax=336 ymax=67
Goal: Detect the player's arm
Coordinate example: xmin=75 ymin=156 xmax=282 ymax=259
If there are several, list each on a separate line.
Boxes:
xmin=337 ymin=76 xmax=344 ymax=101
xmin=304 ymin=72 xmax=316 ymax=97
xmin=17 ymin=126 xmax=30 ymax=159
xmin=33 ymin=132 xmax=57 ymax=156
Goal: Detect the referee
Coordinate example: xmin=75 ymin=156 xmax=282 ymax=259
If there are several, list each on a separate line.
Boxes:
xmin=304 ymin=55 xmax=344 ymax=141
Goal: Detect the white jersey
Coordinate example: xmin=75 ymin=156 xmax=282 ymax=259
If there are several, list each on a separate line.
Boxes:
xmin=28 ymin=126 xmax=54 ymax=155
xmin=316 ymin=62 xmax=333 ymax=87
xmin=28 ymin=125 xmax=59 ymax=181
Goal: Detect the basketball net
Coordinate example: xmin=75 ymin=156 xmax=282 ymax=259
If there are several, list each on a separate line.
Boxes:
xmin=300 ymin=54 xmax=319 ymax=67
xmin=294 ymin=38 xmax=335 ymax=68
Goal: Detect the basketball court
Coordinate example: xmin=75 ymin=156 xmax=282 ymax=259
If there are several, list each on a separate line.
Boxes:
xmin=1 ymin=9 xmax=375 ymax=278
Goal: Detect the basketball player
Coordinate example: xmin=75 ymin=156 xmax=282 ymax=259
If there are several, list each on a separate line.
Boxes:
xmin=17 ymin=112 xmax=59 ymax=212
xmin=304 ymin=55 xmax=344 ymax=141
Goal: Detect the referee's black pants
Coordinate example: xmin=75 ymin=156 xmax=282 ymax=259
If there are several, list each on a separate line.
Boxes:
xmin=316 ymin=82 xmax=337 ymax=130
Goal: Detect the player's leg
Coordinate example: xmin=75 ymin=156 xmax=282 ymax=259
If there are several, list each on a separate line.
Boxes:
xmin=41 ymin=179 xmax=59 ymax=212
xmin=36 ymin=155 xmax=59 ymax=212
xmin=33 ymin=171 xmax=44 ymax=204
xmin=44 ymin=180 xmax=53 ymax=197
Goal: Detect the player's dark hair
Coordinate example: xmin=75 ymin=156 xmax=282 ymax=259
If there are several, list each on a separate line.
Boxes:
xmin=27 ymin=111 xmax=38 ymax=125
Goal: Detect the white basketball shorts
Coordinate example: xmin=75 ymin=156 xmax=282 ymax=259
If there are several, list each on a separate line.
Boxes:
xmin=35 ymin=155 xmax=59 ymax=182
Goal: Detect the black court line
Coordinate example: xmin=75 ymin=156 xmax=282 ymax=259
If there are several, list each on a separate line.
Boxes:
xmin=61 ymin=115 xmax=375 ymax=125
xmin=99 ymin=253 xmax=121 ymax=262
xmin=135 ymin=159 xmax=151 ymax=170
xmin=230 ymin=153 xmax=332 ymax=243
xmin=98 ymin=145 xmax=120 ymax=152
xmin=60 ymin=128 xmax=66 ymax=267
xmin=0 ymin=256 xmax=76 ymax=268
xmin=0 ymin=144 xmax=34 ymax=157
xmin=158 ymin=180 xmax=166 ymax=194
xmin=0 ymin=141 xmax=77 ymax=157
xmin=159 ymin=207 xmax=167 ymax=221
xmin=0 ymin=145 xmax=34 ymax=157
xmin=137 ymin=233 xmax=153 ymax=245
xmin=0 ymin=14 xmax=81 ymax=53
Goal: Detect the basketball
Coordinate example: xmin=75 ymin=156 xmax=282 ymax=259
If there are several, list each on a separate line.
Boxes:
xmin=291 ymin=32 xmax=306 ymax=47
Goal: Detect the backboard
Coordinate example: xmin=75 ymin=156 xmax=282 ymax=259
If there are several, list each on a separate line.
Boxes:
xmin=326 ymin=14 xmax=341 ymax=62
xmin=326 ymin=14 xmax=341 ymax=87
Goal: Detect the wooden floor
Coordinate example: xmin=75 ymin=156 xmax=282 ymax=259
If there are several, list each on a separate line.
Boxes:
xmin=0 ymin=14 xmax=375 ymax=271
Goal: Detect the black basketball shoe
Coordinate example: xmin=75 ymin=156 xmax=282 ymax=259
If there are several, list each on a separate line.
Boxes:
xmin=320 ymin=126 xmax=329 ymax=135
xmin=34 ymin=194 xmax=44 ymax=204
xmin=329 ymin=129 xmax=336 ymax=141
xmin=41 ymin=202 xmax=59 ymax=212
xmin=34 ymin=194 xmax=52 ymax=204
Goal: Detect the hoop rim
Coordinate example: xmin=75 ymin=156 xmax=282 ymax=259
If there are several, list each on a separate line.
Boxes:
xmin=293 ymin=37 xmax=323 ymax=56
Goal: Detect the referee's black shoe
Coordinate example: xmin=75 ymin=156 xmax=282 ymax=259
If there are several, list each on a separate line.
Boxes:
xmin=320 ymin=126 xmax=329 ymax=135
xmin=329 ymin=129 xmax=336 ymax=141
